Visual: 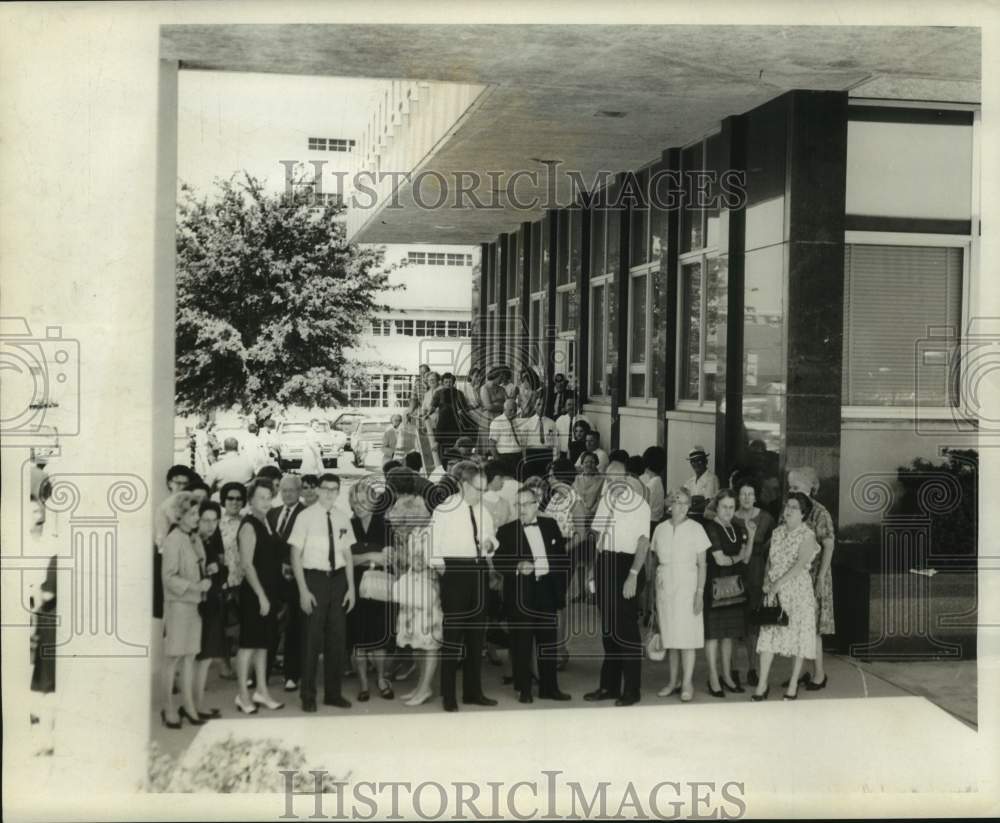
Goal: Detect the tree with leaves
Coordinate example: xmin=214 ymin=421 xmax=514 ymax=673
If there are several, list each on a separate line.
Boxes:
xmin=175 ymin=173 xmax=396 ymax=422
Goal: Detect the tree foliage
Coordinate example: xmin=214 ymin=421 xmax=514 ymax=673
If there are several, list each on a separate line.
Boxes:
xmin=175 ymin=174 xmax=395 ymax=421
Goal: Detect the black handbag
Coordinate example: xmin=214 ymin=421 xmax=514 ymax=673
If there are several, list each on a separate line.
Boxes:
xmin=749 ymin=592 xmax=789 ymax=626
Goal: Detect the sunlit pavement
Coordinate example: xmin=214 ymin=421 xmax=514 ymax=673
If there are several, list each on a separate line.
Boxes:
xmin=149 ymin=601 xmax=974 ymax=763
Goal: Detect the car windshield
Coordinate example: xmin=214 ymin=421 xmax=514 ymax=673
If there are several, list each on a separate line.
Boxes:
xmin=361 ymin=422 xmax=388 ymax=434
xmin=281 ymin=423 xmax=310 ymax=433
xmin=335 ymin=416 xmax=362 ymax=432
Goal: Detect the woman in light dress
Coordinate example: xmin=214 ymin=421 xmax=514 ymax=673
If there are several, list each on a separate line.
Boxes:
xmin=752 ymin=492 xmax=820 ymax=701
xmin=651 ymin=489 xmax=710 ymax=702
xmin=389 ymin=493 xmax=443 ymax=706
xmin=160 ymin=492 xmax=211 ymax=728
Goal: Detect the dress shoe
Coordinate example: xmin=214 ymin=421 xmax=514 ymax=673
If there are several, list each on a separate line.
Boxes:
xmin=252 ymin=692 xmax=285 ymax=710
xmin=538 ymin=690 xmax=572 ymax=701
xmin=804 ymin=675 xmax=829 ymax=691
xmin=518 ymin=691 xmax=533 ymax=704
xmin=751 ymin=687 xmax=770 ymax=702
xmin=443 ymin=699 xmax=459 ymax=712
xmin=197 ymin=708 xmax=221 ymax=720
xmin=706 ymin=681 xmax=726 ymax=698
xmin=722 ymin=678 xmax=745 ymax=694
xmin=462 ymin=696 xmax=498 ymax=707
xmin=783 ymin=690 xmax=799 ymax=701
xmin=234 ymin=695 xmax=257 ymax=715
xmin=781 ymin=672 xmax=811 ymax=688
xmin=323 ymin=696 xmax=352 ymax=709
xmin=302 ymin=699 xmax=317 ymax=713
xmin=357 ymin=690 xmax=370 ymax=703
xmin=615 ymin=694 xmax=640 ymax=707
xmin=583 ymin=688 xmax=619 ymax=702
xmin=160 ymin=709 xmax=181 ymax=730
xmin=178 ymin=706 xmax=205 ymax=726
xmin=657 ymin=685 xmax=681 ymax=698
xmin=378 ymin=679 xmax=395 ymax=699
xmin=680 ymin=687 xmax=694 ymax=703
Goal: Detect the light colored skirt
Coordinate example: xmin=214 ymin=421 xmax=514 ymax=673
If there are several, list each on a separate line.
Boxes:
xmin=164 ymin=600 xmax=202 ymax=657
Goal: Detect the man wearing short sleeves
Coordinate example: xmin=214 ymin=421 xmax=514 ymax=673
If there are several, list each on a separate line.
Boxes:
xmin=584 ymin=453 xmax=651 ymax=707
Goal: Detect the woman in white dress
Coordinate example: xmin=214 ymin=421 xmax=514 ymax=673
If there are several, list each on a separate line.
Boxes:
xmin=651 ymin=489 xmax=710 ymax=702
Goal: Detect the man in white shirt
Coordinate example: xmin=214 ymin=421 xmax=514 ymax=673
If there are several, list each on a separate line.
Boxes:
xmin=584 ymin=451 xmax=651 ymax=707
xmin=288 ymin=473 xmax=356 ymax=712
xmin=519 ymin=395 xmax=559 ymax=455
xmin=205 ymin=438 xmax=255 ymax=491
xmin=682 ymin=445 xmax=720 ymax=514
xmin=428 ymin=460 xmax=498 ymax=712
xmin=489 ymin=398 xmax=524 ymax=473
xmin=554 ymin=397 xmax=592 ymax=457
xmin=382 ymin=414 xmax=404 ymax=465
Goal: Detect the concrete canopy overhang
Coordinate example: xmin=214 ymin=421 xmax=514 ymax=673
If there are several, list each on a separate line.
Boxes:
xmin=161 ymin=24 xmax=980 ymax=245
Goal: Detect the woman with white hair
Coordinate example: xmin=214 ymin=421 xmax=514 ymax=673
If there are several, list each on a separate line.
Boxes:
xmin=651 ymin=488 xmax=710 ymax=702
xmin=160 ymin=492 xmax=212 ymax=728
xmin=785 ymin=466 xmax=836 ymax=691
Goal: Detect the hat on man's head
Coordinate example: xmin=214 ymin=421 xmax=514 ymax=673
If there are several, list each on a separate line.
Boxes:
xmin=687 ymin=445 xmax=709 ymax=461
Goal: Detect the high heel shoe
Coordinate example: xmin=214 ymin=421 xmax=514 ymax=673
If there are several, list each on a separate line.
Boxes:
xmin=252 ymin=691 xmax=285 ymax=710
xmin=751 ymin=687 xmax=770 ymax=702
xmin=707 ymin=681 xmax=726 ymax=698
xmin=657 ymin=684 xmax=681 ymax=698
xmin=722 ymin=678 xmax=745 ymax=694
xmin=403 ymin=691 xmax=433 ymax=707
xmin=804 ymin=675 xmax=828 ymax=691
xmin=178 ymin=706 xmax=205 ymax=726
xmin=783 ymin=689 xmax=799 ymax=700
xmin=160 ymin=709 xmax=181 ymax=729
xmin=234 ymin=695 xmax=258 ymax=715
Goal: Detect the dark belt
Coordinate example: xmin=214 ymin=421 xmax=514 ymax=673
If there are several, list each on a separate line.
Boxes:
xmin=304 ymin=567 xmax=346 ymax=578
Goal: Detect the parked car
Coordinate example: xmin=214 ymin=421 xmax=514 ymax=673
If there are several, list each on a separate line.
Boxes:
xmin=331 ymin=411 xmax=365 ymax=449
xmin=275 ymin=419 xmax=344 ymax=469
xmin=349 ymin=417 xmax=394 ymax=469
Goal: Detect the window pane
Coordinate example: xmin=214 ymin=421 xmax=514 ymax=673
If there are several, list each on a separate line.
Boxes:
xmin=704 ymin=256 xmax=723 ymax=402
xmin=679 ymin=262 xmax=702 ymax=400
xmin=591 ymin=209 xmax=606 ymax=277
xmin=591 ymin=284 xmax=606 ymax=396
xmin=630 ymin=274 xmax=647 ymax=365
xmin=629 ymin=373 xmax=646 ymax=398
xmin=557 ymin=211 xmax=570 ymax=286
xmin=606 ymin=203 xmax=621 ymax=275
xmin=530 ymin=221 xmax=541 ymax=293
xmin=842 ymin=244 xmax=963 ymax=406
xmin=558 ymin=288 xmax=578 ymax=333
xmin=681 ymin=142 xmax=704 ymax=253
xmin=570 ymin=208 xmax=583 ymax=283
xmin=516 ymin=228 xmax=525 ymax=297
xmin=630 ymin=169 xmax=649 ymax=266
xmin=540 ymin=214 xmax=551 ymax=291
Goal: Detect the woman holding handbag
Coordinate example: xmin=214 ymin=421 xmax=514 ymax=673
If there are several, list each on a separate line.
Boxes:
xmin=702 ymin=489 xmax=750 ymax=697
xmin=752 ymin=492 xmax=821 ymax=701
xmin=348 ymin=479 xmax=395 ymax=702
xmin=651 ymin=489 xmax=710 ymax=702
xmin=194 ymin=500 xmax=228 ymax=719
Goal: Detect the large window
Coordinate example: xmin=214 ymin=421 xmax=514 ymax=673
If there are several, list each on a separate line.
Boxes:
xmin=628 ymin=271 xmax=649 ymax=399
xmin=677 ymin=256 xmax=721 ymax=405
xmin=590 ymin=282 xmax=607 ymax=396
xmin=842 ymin=243 xmax=964 ymax=407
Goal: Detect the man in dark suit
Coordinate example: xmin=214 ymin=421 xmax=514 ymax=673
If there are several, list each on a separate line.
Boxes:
xmin=266 ymin=473 xmax=308 ymax=691
xmin=494 ymin=486 xmax=572 ymax=703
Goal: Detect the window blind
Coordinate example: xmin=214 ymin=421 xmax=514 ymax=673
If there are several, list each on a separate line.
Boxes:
xmin=842 ymin=244 xmax=962 ymax=406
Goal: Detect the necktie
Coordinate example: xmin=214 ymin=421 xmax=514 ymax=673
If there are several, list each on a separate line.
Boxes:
xmin=327 ymin=511 xmax=337 ymax=570
xmin=468 ymin=506 xmax=481 ymax=562
xmin=277 ymin=506 xmax=290 ymax=537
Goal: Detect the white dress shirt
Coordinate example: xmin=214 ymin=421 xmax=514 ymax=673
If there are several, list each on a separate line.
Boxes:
xmin=683 ymin=470 xmax=720 ymax=500
xmin=592 ymin=479 xmax=651 ymax=555
xmin=288 ymin=503 xmax=352 ymax=571
xmin=520 ymin=414 xmax=559 ymax=449
xmin=522 ymin=522 xmax=550 ymax=578
xmin=429 ymin=494 xmax=497 ymax=564
xmin=489 ymin=415 xmax=523 ymax=454
xmin=641 ymin=470 xmax=666 ymax=522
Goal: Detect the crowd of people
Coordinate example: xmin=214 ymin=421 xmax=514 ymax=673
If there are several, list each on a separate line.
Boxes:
xmin=154 ymin=367 xmax=837 ymax=725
